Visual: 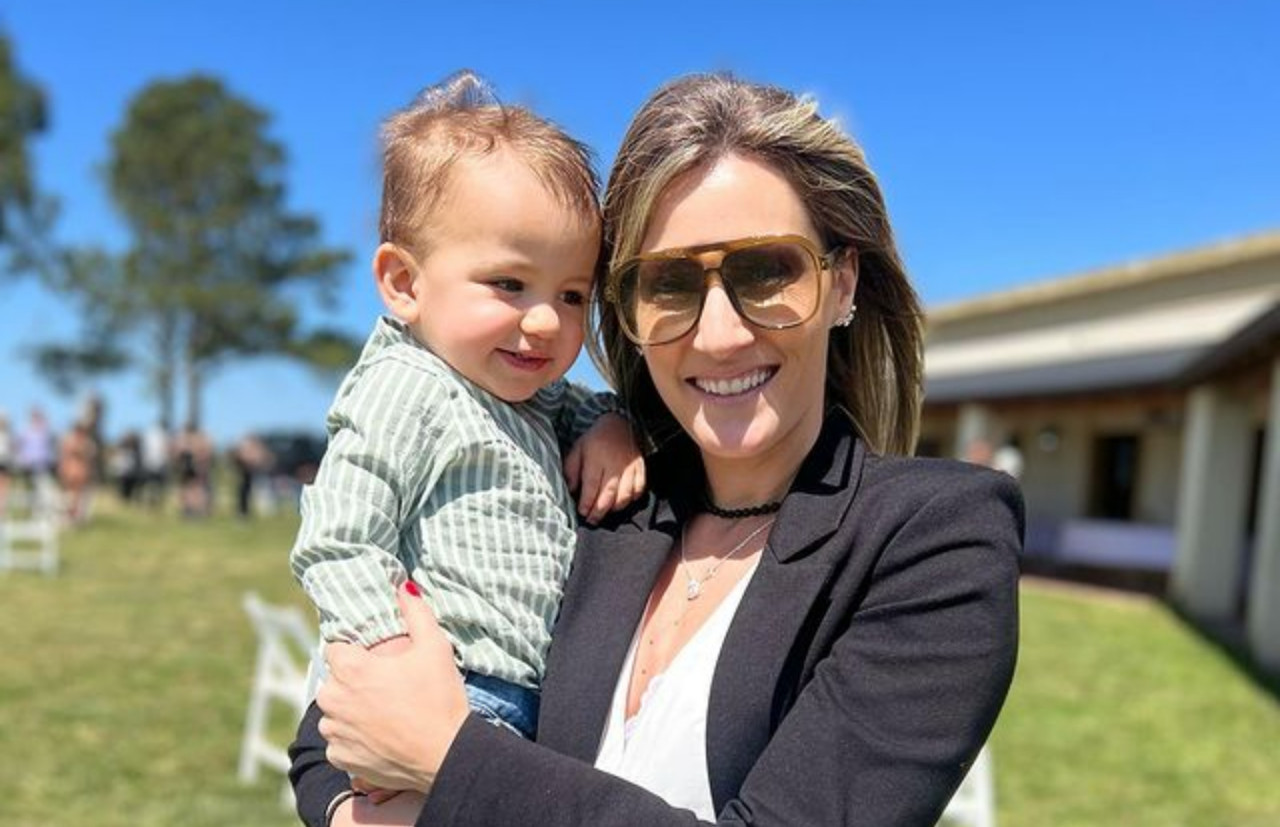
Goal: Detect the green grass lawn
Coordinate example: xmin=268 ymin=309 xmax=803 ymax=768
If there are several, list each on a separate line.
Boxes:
xmin=992 ymin=582 xmax=1280 ymax=827
xmin=1 ymin=500 xmax=1277 ymax=826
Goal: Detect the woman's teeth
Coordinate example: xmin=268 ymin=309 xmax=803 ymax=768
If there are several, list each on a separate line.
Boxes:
xmin=695 ymin=368 xmax=773 ymax=396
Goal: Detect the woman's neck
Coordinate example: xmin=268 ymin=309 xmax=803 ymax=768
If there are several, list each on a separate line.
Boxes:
xmin=699 ymin=417 xmax=822 ymax=510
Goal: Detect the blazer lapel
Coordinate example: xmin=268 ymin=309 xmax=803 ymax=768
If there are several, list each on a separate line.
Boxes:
xmin=540 ymin=412 xmax=867 ymax=801
xmin=706 ymin=416 xmax=867 ymax=811
xmin=537 ymin=514 xmax=674 ymax=761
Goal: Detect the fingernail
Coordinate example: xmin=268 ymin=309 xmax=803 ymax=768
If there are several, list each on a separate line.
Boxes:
xmin=404 ymin=580 xmax=421 ymax=597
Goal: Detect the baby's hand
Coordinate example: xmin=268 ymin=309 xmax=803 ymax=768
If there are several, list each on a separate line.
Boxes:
xmin=563 ymin=412 xmax=645 ymax=523
xmin=352 ymin=775 xmax=404 ymax=806
xmin=350 ymin=787 xmax=427 ymax=823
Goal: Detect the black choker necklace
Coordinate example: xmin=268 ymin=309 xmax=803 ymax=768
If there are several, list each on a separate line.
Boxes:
xmin=702 ymin=498 xmax=784 ymax=519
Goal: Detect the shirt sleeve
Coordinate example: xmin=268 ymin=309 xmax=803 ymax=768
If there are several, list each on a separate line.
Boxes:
xmin=289 ymin=356 xmax=457 ymax=647
xmin=528 ymin=378 xmax=621 ymax=451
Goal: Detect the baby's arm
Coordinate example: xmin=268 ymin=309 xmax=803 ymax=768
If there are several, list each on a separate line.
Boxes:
xmin=537 ymin=379 xmax=645 ymax=522
xmin=290 ymin=359 xmax=454 ymax=648
xmin=563 ymin=412 xmax=645 ymax=523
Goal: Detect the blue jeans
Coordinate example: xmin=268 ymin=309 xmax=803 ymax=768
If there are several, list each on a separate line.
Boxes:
xmin=463 ymin=672 xmax=539 ymax=739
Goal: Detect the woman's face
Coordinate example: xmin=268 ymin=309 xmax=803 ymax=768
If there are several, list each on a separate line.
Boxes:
xmin=637 ymin=153 xmax=856 ymax=473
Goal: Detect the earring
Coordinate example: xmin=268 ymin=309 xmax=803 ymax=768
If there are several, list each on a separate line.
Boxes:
xmin=834 ymin=304 xmax=857 ymax=328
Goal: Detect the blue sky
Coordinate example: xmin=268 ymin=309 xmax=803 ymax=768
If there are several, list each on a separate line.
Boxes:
xmin=1 ymin=1 xmax=1277 ymax=444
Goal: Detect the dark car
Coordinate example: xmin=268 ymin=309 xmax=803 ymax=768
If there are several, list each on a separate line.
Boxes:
xmin=258 ymin=431 xmax=327 ymax=485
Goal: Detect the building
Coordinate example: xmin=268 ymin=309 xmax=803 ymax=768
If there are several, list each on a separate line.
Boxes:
xmin=920 ymin=232 xmax=1280 ymax=670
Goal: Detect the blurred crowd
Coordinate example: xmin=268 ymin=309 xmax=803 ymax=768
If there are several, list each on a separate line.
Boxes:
xmin=0 ymin=396 xmax=322 ymax=525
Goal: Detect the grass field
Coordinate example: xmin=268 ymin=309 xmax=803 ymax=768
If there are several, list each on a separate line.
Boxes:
xmin=1 ymin=499 xmax=1277 ymax=826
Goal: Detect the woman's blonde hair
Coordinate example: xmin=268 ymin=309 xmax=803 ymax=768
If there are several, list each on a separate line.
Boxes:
xmin=592 ymin=73 xmax=924 ymax=456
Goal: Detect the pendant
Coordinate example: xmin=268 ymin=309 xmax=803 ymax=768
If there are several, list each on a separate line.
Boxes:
xmin=686 ymin=579 xmax=702 ymax=600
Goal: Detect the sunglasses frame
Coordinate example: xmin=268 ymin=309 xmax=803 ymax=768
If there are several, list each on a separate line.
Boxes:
xmin=607 ymin=234 xmax=843 ymax=346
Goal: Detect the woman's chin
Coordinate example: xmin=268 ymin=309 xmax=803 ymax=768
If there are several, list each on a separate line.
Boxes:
xmin=688 ymin=412 xmax=777 ymax=460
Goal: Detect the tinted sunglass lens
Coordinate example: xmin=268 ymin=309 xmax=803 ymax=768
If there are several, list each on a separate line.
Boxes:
xmin=627 ymin=259 xmax=703 ymax=344
xmin=637 ymin=259 xmax=704 ymax=305
xmin=724 ymin=243 xmax=817 ymax=326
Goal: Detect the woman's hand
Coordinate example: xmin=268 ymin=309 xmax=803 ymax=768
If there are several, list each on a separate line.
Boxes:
xmin=318 ymin=582 xmax=470 ymax=793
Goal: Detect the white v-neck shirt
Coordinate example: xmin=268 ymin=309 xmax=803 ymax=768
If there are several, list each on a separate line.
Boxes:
xmin=594 ymin=561 xmax=760 ymax=820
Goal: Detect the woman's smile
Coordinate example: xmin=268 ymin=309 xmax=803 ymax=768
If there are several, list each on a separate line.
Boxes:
xmin=689 ymin=366 xmax=776 ymax=398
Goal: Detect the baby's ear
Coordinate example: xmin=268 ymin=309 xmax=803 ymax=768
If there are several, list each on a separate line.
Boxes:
xmin=373 ymin=243 xmax=420 ymax=323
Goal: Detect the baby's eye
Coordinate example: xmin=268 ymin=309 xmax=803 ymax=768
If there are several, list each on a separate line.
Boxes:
xmin=561 ymin=290 xmax=587 ymax=307
xmin=489 ymin=278 xmax=524 ymax=294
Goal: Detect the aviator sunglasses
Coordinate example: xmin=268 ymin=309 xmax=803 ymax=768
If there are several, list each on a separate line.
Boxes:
xmin=607 ymin=234 xmax=843 ymax=346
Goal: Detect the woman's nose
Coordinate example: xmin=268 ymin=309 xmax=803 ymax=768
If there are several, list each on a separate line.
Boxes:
xmin=521 ymin=302 xmax=561 ymax=339
xmin=691 ymin=283 xmax=753 ymax=356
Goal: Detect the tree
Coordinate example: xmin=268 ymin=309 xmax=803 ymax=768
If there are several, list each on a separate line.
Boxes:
xmin=0 ymin=31 xmax=57 ymax=279
xmin=56 ymin=75 xmax=355 ymax=428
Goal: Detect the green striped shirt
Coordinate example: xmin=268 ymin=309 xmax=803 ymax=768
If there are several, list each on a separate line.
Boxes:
xmin=290 ymin=318 xmax=614 ymax=688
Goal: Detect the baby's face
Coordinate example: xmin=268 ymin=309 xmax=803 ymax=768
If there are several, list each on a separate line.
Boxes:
xmin=399 ymin=148 xmax=600 ymax=402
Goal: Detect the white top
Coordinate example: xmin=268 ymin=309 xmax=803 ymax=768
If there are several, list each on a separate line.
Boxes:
xmin=594 ymin=561 xmax=759 ymax=821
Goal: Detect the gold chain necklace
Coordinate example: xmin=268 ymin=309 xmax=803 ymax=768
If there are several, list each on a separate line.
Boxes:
xmin=678 ymin=518 xmax=775 ymax=601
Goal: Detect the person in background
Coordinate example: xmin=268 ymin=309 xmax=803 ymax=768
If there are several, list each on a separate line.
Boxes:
xmin=79 ymin=393 xmax=106 ymax=485
xmin=57 ymin=419 xmax=96 ymax=524
xmin=963 ymin=437 xmax=995 ymax=468
xmin=292 ymin=72 xmax=1022 ymax=827
xmin=231 ymin=433 xmax=273 ymax=519
xmin=992 ymin=437 xmax=1025 ymax=481
xmin=16 ymin=407 xmax=57 ymax=514
xmin=112 ymin=431 xmax=144 ymax=503
xmin=174 ymin=423 xmax=214 ymax=517
xmin=0 ymin=410 xmax=12 ymax=516
xmin=140 ymin=421 xmax=170 ymax=509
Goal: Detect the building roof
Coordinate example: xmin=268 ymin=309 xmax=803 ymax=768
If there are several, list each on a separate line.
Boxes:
xmin=928 ymin=231 xmax=1280 ymax=325
xmin=1180 ymin=301 xmax=1280 ymax=383
xmin=926 ymin=347 xmax=1201 ymax=403
xmin=923 ymin=231 xmax=1280 ymax=403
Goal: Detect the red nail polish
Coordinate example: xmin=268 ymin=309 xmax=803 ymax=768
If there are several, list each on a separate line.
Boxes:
xmin=404 ymin=580 xmax=421 ymax=597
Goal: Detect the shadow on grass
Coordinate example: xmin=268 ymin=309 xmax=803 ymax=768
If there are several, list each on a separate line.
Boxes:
xmin=1166 ymin=601 xmax=1280 ymax=702
xmin=1019 ymin=555 xmax=1280 ymax=701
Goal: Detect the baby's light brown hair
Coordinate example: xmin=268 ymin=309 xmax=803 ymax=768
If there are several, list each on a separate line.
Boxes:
xmin=379 ymin=70 xmax=601 ymax=253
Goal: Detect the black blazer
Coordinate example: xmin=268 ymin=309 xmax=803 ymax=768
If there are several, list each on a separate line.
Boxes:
xmin=291 ymin=413 xmax=1023 ymax=826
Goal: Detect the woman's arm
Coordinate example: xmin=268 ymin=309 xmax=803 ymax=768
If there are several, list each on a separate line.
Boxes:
xmin=289 ymin=704 xmax=357 ymax=827
xmin=302 ymin=468 xmax=1021 ymax=826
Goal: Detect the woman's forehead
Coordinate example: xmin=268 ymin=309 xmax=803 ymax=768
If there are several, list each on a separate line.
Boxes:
xmin=639 ymin=154 xmax=818 ymax=254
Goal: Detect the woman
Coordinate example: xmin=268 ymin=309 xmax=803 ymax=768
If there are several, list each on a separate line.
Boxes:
xmin=58 ymin=420 xmax=96 ymax=524
xmin=291 ymin=73 xmax=1022 ymax=827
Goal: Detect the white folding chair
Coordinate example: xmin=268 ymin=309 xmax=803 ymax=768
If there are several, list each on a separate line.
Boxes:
xmin=0 ymin=515 xmax=60 ymax=575
xmin=238 ymin=591 xmax=317 ymax=805
xmin=939 ymin=744 xmax=996 ymax=827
